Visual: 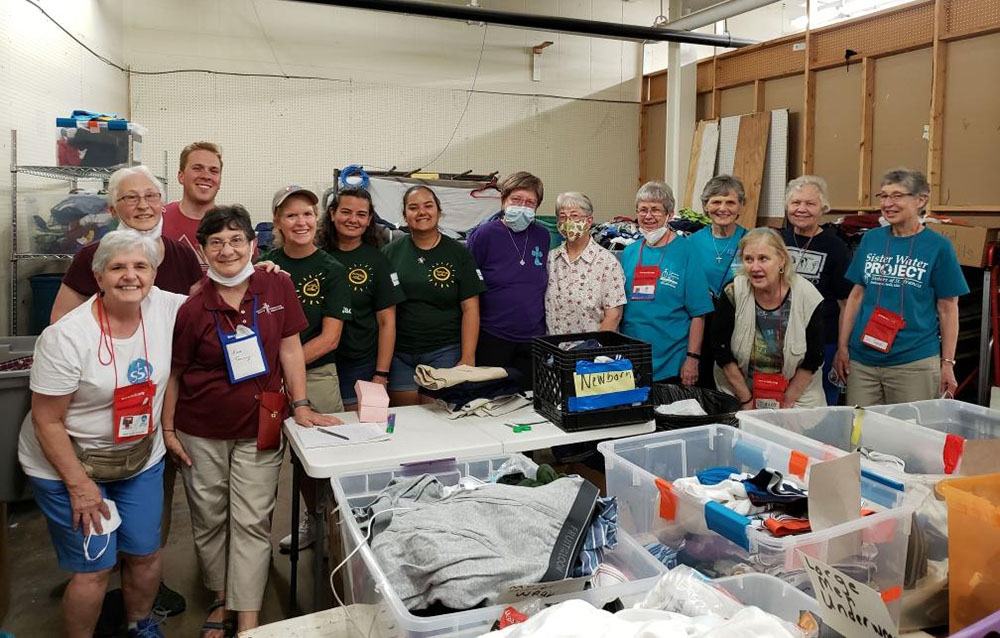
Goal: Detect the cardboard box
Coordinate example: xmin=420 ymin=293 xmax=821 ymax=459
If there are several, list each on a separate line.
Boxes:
xmin=929 ymin=222 xmax=1000 ymax=268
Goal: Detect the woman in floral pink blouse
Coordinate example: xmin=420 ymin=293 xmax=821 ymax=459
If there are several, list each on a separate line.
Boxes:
xmin=544 ymin=192 xmax=627 ymax=334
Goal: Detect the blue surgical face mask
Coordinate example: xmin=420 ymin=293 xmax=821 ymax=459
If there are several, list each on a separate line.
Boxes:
xmin=503 ymin=205 xmax=536 ymax=232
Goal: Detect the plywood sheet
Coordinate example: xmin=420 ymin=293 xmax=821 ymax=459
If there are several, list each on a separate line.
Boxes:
xmin=642 ymin=102 xmax=667 ymax=184
xmin=696 ymin=92 xmax=712 ymax=122
xmin=717 ymin=115 xmax=741 ymax=176
xmin=720 ymin=84 xmax=755 ymax=118
xmin=732 ymin=112 xmax=771 ymax=228
xmin=941 ymin=33 xmax=1000 ymax=206
xmin=814 ymin=67 xmax=863 ymax=209
xmin=764 ymin=74 xmax=804 ymax=179
xmin=871 ymin=49 xmax=932 ymax=205
xmin=684 ymin=120 xmax=719 ymax=212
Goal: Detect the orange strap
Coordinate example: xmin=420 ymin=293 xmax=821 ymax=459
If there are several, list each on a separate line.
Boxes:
xmin=655 ymin=478 xmax=676 ymax=521
xmin=788 ymin=450 xmax=809 ymax=480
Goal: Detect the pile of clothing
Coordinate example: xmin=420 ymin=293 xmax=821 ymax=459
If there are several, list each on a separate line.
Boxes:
xmin=352 ymin=463 xmax=618 ymax=613
xmin=414 ymin=364 xmax=531 ymax=418
xmin=32 ymin=193 xmax=114 ymax=255
xmin=478 ymin=565 xmax=815 ymax=638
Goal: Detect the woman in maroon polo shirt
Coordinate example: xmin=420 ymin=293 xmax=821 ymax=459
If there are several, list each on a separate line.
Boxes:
xmin=162 ymin=205 xmax=337 ymax=636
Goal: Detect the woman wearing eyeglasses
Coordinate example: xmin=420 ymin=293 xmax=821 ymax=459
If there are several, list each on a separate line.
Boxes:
xmin=163 ymin=205 xmax=337 ymax=636
xmin=833 ymin=169 xmax=969 ymax=405
xmin=51 ymin=166 xmax=202 ymax=322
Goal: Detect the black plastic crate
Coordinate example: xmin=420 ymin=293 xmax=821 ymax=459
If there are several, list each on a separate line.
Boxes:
xmin=532 ymin=331 xmax=653 ymax=432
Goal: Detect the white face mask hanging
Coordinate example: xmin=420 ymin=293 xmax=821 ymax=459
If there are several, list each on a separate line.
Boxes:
xmin=83 ymin=499 xmax=121 ymax=562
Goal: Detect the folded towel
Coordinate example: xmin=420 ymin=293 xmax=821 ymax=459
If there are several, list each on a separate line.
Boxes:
xmin=414 ymin=363 xmax=508 ymax=390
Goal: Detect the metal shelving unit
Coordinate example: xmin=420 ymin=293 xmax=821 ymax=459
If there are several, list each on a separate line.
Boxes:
xmin=9 ymin=129 xmax=165 ymax=333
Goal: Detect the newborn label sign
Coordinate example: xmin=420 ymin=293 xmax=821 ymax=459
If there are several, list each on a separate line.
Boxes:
xmin=573 ymin=368 xmax=635 ymax=397
xmin=797 ymin=551 xmax=898 ymax=638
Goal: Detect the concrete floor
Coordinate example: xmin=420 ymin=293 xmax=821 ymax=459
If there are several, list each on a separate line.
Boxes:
xmin=3 ymin=451 xmax=316 ymax=637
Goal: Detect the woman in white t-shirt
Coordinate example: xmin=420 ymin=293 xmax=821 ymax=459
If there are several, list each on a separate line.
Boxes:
xmin=18 ymin=230 xmax=186 ymax=638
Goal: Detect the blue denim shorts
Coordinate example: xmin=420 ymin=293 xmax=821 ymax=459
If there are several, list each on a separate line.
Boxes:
xmin=388 ymin=343 xmax=463 ymax=392
xmin=30 ymin=459 xmax=164 ymax=572
xmin=338 ymin=357 xmax=378 ymax=405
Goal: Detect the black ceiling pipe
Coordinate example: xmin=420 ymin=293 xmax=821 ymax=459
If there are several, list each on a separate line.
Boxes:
xmin=290 ymin=0 xmax=757 ymax=48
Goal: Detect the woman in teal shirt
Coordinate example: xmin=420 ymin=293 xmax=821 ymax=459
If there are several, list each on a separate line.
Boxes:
xmin=834 ymin=169 xmax=968 ymax=405
xmin=621 ymin=181 xmax=713 ymax=384
xmin=686 ymin=175 xmax=750 ymax=387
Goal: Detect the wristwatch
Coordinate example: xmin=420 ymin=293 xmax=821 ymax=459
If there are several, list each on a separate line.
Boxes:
xmin=290 ymin=399 xmax=311 ymax=410
xmin=373 ymin=370 xmax=390 ymax=379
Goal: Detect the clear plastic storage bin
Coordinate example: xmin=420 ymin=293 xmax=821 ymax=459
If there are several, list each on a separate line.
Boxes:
xmin=330 ymin=453 xmax=669 ymax=638
xmin=714 ymin=572 xmax=837 ymax=633
xmin=598 ymin=424 xmax=915 ymax=630
xmin=868 ymin=399 xmax=1000 ymax=442
xmin=738 ymin=406 xmax=973 ymax=630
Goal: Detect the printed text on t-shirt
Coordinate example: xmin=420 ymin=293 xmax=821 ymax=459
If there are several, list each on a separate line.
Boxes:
xmin=862 ymin=254 xmax=928 ymax=289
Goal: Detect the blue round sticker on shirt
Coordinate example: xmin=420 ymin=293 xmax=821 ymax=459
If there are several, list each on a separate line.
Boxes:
xmin=127 ymin=358 xmax=153 ymax=384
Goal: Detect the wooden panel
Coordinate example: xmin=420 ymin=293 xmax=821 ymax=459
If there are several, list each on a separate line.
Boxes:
xmin=753 ymin=80 xmax=765 ymax=112
xmin=731 ymin=112 xmax=771 ymax=228
xmin=764 ymin=74 xmax=804 ymax=179
xmin=720 ymin=84 xmax=755 ymax=117
xmin=941 ymin=32 xmax=1000 ymax=205
xmin=696 ymin=92 xmax=712 ymax=122
xmin=811 ymin=2 xmax=934 ymax=69
xmin=929 ymin=0 xmax=948 ymax=206
xmin=646 ymin=72 xmax=667 ymax=104
xmin=684 ymin=120 xmax=719 ymax=211
xmin=641 ymin=102 xmax=667 ymax=184
xmin=944 ymin=0 xmax=1000 ymax=39
xmin=697 ymin=60 xmax=714 ymax=93
xmin=814 ymin=67 xmax=863 ymax=208
xmin=871 ymin=48 xmax=932 ymax=204
xmin=716 ymin=39 xmax=806 ymax=88
xmin=859 ymin=58 xmax=875 ymax=206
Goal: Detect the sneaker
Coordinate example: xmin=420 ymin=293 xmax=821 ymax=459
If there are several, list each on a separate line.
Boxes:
xmin=94 ymin=588 xmax=125 ymax=638
xmin=127 ymin=617 xmax=163 ymax=638
xmin=279 ymin=517 xmax=315 ymax=552
xmin=151 ymin=581 xmax=186 ymax=618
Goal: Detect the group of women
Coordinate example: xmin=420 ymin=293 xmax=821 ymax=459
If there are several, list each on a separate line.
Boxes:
xmin=17 ymin=163 xmax=967 ymax=638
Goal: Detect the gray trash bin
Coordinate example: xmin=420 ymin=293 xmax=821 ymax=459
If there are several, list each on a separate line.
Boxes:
xmin=0 ymin=337 xmax=36 ymax=502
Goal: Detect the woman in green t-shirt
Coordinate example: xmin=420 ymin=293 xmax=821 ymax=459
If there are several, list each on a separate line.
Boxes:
xmin=320 ymin=186 xmax=405 ymax=407
xmin=383 ymin=186 xmax=485 ymax=406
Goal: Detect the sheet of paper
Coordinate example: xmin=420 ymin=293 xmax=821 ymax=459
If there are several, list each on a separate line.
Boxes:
xmin=808 ymin=452 xmax=861 ymax=532
xmin=959 ymin=439 xmax=1000 ymax=475
xmin=293 ymin=422 xmax=390 ymax=449
xmin=798 ymin=551 xmax=898 ymax=638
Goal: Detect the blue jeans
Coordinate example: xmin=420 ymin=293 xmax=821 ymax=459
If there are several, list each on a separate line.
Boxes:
xmin=388 ymin=344 xmax=463 ymax=392
xmin=338 ymin=357 xmax=378 ymax=404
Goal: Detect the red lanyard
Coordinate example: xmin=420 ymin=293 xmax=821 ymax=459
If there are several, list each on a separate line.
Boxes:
xmin=637 ymin=237 xmax=670 ymax=269
xmin=873 ymin=232 xmax=918 ymax=315
xmin=96 ymin=299 xmax=150 ymax=391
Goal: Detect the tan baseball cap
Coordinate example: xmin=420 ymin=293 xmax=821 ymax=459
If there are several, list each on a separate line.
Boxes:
xmin=272 ymin=185 xmax=318 ymax=212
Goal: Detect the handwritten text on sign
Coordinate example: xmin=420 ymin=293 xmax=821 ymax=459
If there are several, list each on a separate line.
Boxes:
xmin=573 ymin=368 xmax=635 ymax=397
xmin=798 ymin=551 xmax=898 ymax=638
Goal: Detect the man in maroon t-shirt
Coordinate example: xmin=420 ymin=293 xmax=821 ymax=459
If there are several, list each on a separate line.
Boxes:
xmin=162 ymin=141 xmax=223 ymax=272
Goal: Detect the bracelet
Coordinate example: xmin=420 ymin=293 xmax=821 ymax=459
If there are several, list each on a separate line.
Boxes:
xmin=373 ymin=370 xmax=390 ymax=378
xmin=942 ymin=358 xmax=956 ymax=366
xmin=686 ymin=351 xmax=701 ymax=361
xmin=740 ymin=396 xmax=753 ymax=405
xmin=290 ymin=399 xmax=311 ymax=409
xmin=163 ymin=428 xmax=175 ymax=432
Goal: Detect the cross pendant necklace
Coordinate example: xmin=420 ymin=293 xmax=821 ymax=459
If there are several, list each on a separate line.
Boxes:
xmin=506 ymin=227 xmax=530 ymax=266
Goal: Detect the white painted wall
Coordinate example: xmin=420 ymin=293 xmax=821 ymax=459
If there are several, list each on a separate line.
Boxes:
xmin=0 ymin=0 xmax=128 ymax=334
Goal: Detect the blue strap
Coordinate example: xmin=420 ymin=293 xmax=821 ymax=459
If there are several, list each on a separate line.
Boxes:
xmin=704 ymin=501 xmax=751 ymax=551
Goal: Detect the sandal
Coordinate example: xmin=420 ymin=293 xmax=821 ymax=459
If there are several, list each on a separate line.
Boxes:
xmin=200 ymin=599 xmax=236 ymax=638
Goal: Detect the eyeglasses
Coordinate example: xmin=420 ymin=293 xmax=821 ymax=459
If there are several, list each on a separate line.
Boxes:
xmin=507 ymin=196 xmax=538 ymax=208
xmin=557 ymin=210 xmax=590 ymax=222
xmin=636 ymin=206 xmax=666 ymax=218
xmin=205 ymin=236 xmax=250 ymax=251
xmin=116 ymin=192 xmax=162 ymax=206
xmin=876 ymin=192 xmax=913 ymax=203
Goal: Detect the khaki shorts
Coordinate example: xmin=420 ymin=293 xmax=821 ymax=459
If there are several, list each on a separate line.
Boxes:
xmin=846 ymin=355 xmax=941 ymax=407
xmin=306 ymin=361 xmax=345 ymax=414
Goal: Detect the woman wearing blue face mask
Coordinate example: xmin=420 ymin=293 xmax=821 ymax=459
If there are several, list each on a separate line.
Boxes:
xmin=620 ymin=181 xmax=714 ymax=385
xmin=466 ymin=171 xmax=550 ymax=390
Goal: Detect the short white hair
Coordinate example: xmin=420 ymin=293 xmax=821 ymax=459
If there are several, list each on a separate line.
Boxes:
xmin=92 ymin=230 xmax=159 ymax=274
xmin=784 ymin=175 xmax=831 ymax=212
xmin=107 ymin=166 xmax=165 ymax=208
xmin=635 ymin=181 xmax=675 ymax=213
xmin=555 ymin=192 xmax=594 ymax=217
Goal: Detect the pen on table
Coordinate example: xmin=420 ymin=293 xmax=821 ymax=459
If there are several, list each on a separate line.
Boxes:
xmin=318 ymin=427 xmax=349 ymax=441
xmin=386 ymin=413 xmax=396 ymax=434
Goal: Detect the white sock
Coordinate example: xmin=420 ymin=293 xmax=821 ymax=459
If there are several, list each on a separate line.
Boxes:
xmin=128 ymin=620 xmax=138 ymax=630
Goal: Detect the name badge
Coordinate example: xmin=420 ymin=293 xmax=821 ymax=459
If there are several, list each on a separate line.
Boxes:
xmin=860 ymin=306 xmax=905 ymax=353
xmin=631 ymin=265 xmax=660 ymax=301
xmin=221 ymin=327 xmax=269 ymax=384
xmin=113 ymin=381 xmax=155 ymax=444
xmin=752 ymin=372 xmax=788 ymax=410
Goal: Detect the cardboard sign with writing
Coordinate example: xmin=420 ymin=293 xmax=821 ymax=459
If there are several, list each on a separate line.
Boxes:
xmin=797 ymin=551 xmax=898 ymax=638
xmin=497 ymin=576 xmax=590 ymax=604
xmin=573 ymin=368 xmax=635 ymax=397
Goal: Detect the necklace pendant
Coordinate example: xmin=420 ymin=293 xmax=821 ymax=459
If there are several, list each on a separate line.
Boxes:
xmin=519 ymin=259 xmax=525 ymax=266
xmin=716 ymin=255 xmax=723 ymax=263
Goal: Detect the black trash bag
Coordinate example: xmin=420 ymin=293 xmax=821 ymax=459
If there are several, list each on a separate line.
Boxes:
xmin=651 ymin=383 xmax=740 ymax=430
